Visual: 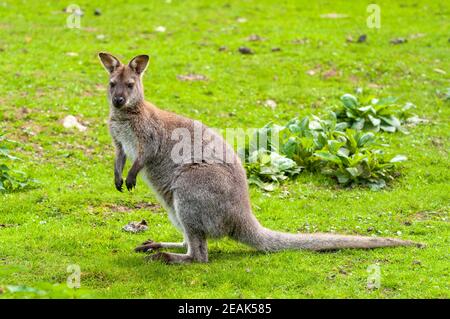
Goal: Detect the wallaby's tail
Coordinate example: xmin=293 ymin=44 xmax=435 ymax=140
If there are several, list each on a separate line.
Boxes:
xmin=234 ymin=215 xmax=423 ymax=251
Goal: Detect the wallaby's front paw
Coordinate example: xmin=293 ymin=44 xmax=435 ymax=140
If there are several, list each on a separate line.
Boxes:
xmin=115 ymin=177 xmax=124 ymax=192
xmin=125 ymin=175 xmax=136 ymax=191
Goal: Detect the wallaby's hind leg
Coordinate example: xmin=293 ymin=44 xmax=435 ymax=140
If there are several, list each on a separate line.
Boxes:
xmin=135 ymin=240 xmax=186 ymax=253
xmin=147 ymin=231 xmax=208 ymax=264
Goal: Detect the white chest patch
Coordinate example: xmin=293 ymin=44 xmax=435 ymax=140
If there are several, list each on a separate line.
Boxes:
xmin=112 ymin=123 xmax=138 ymax=161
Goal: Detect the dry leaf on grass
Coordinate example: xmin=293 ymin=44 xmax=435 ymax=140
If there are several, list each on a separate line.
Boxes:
xmin=247 ymin=34 xmax=264 ymax=42
xmin=122 ymin=220 xmax=148 ymax=233
xmin=323 ymin=69 xmax=338 ymax=79
xmin=409 ymin=33 xmax=426 ymax=39
xmin=63 ymin=115 xmax=87 ymax=132
xmin=177 ymin=74 xmax=208 ymax=81
xmin=320 ymin=13 xmax=348 ymax=19
xmin=390 ymin=37 xmax=407 ymax=44
xmin=292 ymin=38 xmax=309 ymax=45
xmin=264 ymin=99 xmax=277 ymax=110
xmin=433 ymin=68 xmax=446 ymax=75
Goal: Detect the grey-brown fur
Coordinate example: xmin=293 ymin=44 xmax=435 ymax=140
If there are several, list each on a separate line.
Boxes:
xmin=99 ymin=52 xmax=422 ymax=264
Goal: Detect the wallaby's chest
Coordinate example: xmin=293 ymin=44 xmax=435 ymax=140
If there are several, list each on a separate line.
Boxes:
xmin=110 ymin=121 xmax=138 ymax=161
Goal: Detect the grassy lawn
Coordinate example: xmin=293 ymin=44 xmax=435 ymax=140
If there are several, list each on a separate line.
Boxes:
xmin=0 ymin=0 xmax=449 ymax=298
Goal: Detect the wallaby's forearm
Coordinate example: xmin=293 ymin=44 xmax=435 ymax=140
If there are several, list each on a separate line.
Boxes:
xmin=114 ymin=143 xmax=126 ymax=192
xmin=125 ymin=154 xmax=145 ymax=191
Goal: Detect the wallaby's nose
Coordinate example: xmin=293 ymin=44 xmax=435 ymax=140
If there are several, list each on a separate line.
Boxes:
xmin=113 ymin=96 xmax=125 ymax=108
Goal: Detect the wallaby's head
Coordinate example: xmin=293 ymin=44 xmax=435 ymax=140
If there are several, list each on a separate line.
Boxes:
xmin=98 ymin=52 xmax=149 ymax=109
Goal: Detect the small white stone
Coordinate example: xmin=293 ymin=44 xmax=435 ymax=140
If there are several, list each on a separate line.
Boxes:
xmin=155 ymin=26 xmax=166 ymax=33
xmin=264 ymin=99 xmax=277 ymax=110
xmin=63 ymin=115 xmax=87 ymax=132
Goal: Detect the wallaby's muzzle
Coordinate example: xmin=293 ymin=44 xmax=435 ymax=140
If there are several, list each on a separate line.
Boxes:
xmin=113 ymin=96 xmax=126 ymax=108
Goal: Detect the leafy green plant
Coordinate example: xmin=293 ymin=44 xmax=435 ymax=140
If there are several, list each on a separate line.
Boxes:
xmin=0 ymin=132 xmax=38 ymax=193
xmin=281 ymin=114 xmax=348 ymax=169
xmin=241 ymin=96 xmax=409 ymax=191
xmin=335 ymin=94 xmax=416 ymax=133
xmin=313 ymin=129 xmax=407 ymax=190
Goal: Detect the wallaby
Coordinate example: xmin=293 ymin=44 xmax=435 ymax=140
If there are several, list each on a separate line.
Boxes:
xmin=99 ymin=52 xmax=421 ymax=264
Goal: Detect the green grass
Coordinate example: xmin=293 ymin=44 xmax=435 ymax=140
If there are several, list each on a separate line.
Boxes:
xmin=0 ymin=0 xmax=449 ymax=298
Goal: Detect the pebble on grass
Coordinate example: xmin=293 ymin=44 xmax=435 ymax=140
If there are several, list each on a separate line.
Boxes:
xmin=390 ymin=37 xmax=407 ymax=44
xmin=238 ymin=47 xmax=253 ymax=54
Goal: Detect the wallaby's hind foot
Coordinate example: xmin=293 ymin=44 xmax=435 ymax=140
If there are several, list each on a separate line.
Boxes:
xmin=135 ymin=240 xmax=186 ymax=253
xmin=147 ymin=252 xmax=195 ymax=264
xmin=147 ymin=251 xmax=208 ymax=264
xmin=144 ymin=231 xmax=208 ymax=264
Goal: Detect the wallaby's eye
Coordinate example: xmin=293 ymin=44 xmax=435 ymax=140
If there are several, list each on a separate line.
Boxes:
xmin=127 ymin=83 xmax=134 ymax=89
xmin=110 ymin=81 xmax=116 ymax=88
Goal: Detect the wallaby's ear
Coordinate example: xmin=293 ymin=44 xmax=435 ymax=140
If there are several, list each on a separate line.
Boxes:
xmin=129 ymin=55 xmax=149 ymax=75
xmin=98 ymin=52 xmax=121 ymax=74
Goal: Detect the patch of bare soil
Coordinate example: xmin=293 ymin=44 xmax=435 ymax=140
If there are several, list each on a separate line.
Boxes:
xmin=412 ymin=210 xmax=448 ymax=222
xmin=177 ymin=74 xmax=208 ymax=81
xmin=0 ymin=224 xmax=18 ymax=229
xmin=104 ymin=202 xmax=161 ymax=213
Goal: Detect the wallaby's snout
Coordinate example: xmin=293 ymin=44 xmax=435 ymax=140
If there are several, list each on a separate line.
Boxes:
xmin=98 ymin=52 xmax=149 ymax=110
xmin=112 ymin=96 xmax=126 ymax=108
xmin=110 ymin=76 xmax=128 ymax=108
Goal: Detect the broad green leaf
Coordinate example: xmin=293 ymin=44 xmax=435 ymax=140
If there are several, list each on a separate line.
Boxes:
xmin=282 ymin=138 xmax=298 ymax=157
xmin=380 ymin=115 xmax=401 ymax=129
xmin=341 ymin=94 xmax=358 ymax=109
xmin=337 ymin=147 xmax=350 ymax=158
xmin=346 ymin=167 xmax=360 ymax=177
xmin=368 ymin=114 xmax=381 ymax=126
xmin=357 ymin=132 xmax=375 ymax=147
xmin=309 ymin=120 xmax=321 ymax=130
xmin=346 ymin=129 xmax=358 ymax=150
xmin=299 ymin=117 xmax=310 ymax=131
xmin=352 ymin=118 xmax=365 ymax=131
xmin=358 ymin=105 xmax=375 ymax=114
xmin=336 ymin=172 xmax=350 ymax=184
xmin=368 ymin=179 xmax=386 ymax=191
xmin=315 ymin=132 xmax=328 ymax=149
xmin=335 ymin=122 xmax=349 ymax=131
xmin=314 ymin=151 xmax=342 ymax=164
xmin=327 ymin=140 xmax=344 ymax=154
xmin=380 ymin=125 xmax=396 ymax=132
xmin=345 ymin=110 xmax=358 ymax=119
